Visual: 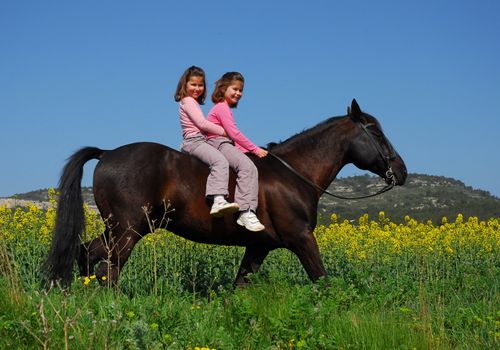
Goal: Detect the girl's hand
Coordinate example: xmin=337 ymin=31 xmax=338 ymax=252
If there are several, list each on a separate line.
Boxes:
xmin=256 ymin=148 xmax=268 ymax=158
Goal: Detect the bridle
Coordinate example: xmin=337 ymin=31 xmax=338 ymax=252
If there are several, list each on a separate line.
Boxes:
xmin=357 ymin=121 xmax=398 ymax=186
xmin=268 ymin=120 xmax=397 ymax=200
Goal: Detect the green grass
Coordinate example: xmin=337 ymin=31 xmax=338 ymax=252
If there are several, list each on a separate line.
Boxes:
xmin=1 ymin=263 xmax=499 ymax=349
xmin=1 ymin=222 xmax=499 ymax=349
xmin=0 ymin=277 xmax=459 ymax=349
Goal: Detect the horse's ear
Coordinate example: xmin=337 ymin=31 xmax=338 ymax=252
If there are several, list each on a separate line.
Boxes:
xmin=350 ymin=99 xmax=362 ymax=121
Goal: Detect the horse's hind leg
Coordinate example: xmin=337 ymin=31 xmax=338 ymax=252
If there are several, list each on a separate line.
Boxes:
xmin=94 ymin=222 xmax=148 ymax=284
xmin=77 ymin=219 xmax=148 ymax=285
xmin=290 ymin=232 xmax=327 ymax=282
xmin=77 ymin=228 xmax=111 ymax=277
xmin=234 ymin=246 xmax=270 ymax=286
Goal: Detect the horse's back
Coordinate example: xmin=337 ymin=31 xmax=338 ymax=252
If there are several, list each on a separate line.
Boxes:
xmin=93 ymin=142 xmax=208 ymax=220
xmin=95 ymin=142 xmax=184 ymax=189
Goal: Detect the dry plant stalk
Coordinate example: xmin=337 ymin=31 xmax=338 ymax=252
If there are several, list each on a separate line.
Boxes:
xmin=0 ymin=234 xmax=24 ymax=307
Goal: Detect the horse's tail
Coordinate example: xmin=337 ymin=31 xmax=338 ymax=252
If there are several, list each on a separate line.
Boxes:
xmin=43 ymin=146 xmax=104 ymax=287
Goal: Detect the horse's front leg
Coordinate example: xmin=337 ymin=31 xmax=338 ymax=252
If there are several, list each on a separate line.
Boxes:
xmin=290 ymin=232 xmax=327 ymax=282
xmin=234 ymin=246 xmax=270 ymax=287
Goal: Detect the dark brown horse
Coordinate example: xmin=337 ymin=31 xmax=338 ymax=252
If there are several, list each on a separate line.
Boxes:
xmin=44 ymin=99 xmax=407 ymax=287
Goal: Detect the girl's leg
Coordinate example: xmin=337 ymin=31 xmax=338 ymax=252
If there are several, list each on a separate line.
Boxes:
xmin=216 ymin=142 xmax=259 ymax=211
xmin=206 ymin=138 xmax=263 ymax=230
xmin=185 ymin=140 xmax=230 ymax=197
xmin=185 ymin=140 xmax=239 ymax=216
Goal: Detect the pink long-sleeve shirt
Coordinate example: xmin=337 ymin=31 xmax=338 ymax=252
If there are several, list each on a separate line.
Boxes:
xmin=179 ymin=97 xmax=225 ymax=139
xmin=207 ymin=102 xmax=263 ymax=155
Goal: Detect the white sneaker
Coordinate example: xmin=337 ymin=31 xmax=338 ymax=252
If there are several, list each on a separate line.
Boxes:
xmin=237 ymin=211 xmax=265 ymax=232
xmin=210 ymin=200 xmax=240 ymax=217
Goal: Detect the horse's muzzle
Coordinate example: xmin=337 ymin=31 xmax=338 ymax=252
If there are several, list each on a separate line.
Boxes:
xmin=388 ymin=163 xmax=407 ymax=186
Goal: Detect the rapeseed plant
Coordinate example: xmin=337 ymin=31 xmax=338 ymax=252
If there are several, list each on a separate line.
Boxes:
xmin=1 ymin=191 xmax=499 ymax=349
xmin=2 ymin=190 xmax=498 ymax=270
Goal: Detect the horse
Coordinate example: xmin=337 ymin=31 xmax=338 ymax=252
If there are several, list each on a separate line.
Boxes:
xmin=43 ymin=99 xmax=407 ymax=287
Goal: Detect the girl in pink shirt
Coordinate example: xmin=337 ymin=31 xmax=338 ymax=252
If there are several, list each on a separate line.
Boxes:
xmin=174 ymin=66 xmax=239 ymax=217
xmin=206 ymin=72 xmax=268 ymax=232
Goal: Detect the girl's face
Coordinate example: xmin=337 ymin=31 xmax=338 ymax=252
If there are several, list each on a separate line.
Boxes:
xmin=224 ymin=80 xmax=244 ymax=107
xmin=186 ymin=76 xmax=205 ymax=100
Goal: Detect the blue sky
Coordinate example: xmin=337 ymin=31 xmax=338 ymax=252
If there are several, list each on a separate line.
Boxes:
xmin=1 ymin=0 xmax=499 ymax=198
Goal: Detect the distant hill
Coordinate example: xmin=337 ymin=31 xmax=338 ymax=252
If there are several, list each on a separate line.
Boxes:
xmin=3 ymin=174 xmax=500 ymax=224
xmin=318 ymin=173 xmax=500 ymax=224
xmin=7 ymin=187 xmax=96 ymax=207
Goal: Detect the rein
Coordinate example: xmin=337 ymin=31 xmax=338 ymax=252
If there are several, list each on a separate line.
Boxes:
xmin=268 ymin=152 xmax=394 ymax=200
xmin=266 ymin=120 xmax=396 ymax=200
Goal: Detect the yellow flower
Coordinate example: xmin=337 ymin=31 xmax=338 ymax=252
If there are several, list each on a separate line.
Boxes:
xmin=330 ymin=213 xmax=338 ymax=223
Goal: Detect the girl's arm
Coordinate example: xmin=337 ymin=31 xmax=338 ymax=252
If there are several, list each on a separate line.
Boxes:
xmin=216 ymin=104 xmax=264 ymax=155
xmin=182 ymin=98 xmax=225 ymax=136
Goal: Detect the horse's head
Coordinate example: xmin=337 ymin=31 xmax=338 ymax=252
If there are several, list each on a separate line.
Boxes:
xmin=347 ymin=99 xmax=407 ymax=186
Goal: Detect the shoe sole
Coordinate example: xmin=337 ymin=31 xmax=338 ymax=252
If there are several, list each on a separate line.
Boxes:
xmin=210 ymin=204 xmax=240 ymax=218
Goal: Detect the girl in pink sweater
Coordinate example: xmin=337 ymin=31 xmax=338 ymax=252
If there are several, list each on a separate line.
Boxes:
xmin=175 ymin=66 xmax=239 ymax=217
xmin=206 ymin=72 xmax=268 ymax=232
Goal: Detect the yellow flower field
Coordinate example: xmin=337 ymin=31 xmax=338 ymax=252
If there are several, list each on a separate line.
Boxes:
xmin=1 ymin=190 xmax=499 ymax=290
xmin=1 ymin=191 xmax=499 ymax=349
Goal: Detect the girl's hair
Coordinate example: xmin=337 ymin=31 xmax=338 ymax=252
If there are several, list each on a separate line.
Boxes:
xmin=174 ymin=66 xmax=207 ymax=104
xmin=211 ymin=72 xmax=245 ymax=107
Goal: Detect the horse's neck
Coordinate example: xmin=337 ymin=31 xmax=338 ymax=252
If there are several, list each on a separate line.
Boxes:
xmin=273 ymin=117 xmax=351 ymax=191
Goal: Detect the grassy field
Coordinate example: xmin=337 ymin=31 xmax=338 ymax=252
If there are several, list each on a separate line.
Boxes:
xmin=1 ymin=192 xmax=499 ymax=349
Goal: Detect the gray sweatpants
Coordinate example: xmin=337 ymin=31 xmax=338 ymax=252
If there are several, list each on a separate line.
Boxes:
xmin=207 ymin=137 xmax=259 ymax=212
xmin=181 ymin=135 xmax=230 ymax=197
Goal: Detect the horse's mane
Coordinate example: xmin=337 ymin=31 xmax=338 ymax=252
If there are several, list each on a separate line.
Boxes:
xmin=266 ymin=115 xmax=347 ymax=151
